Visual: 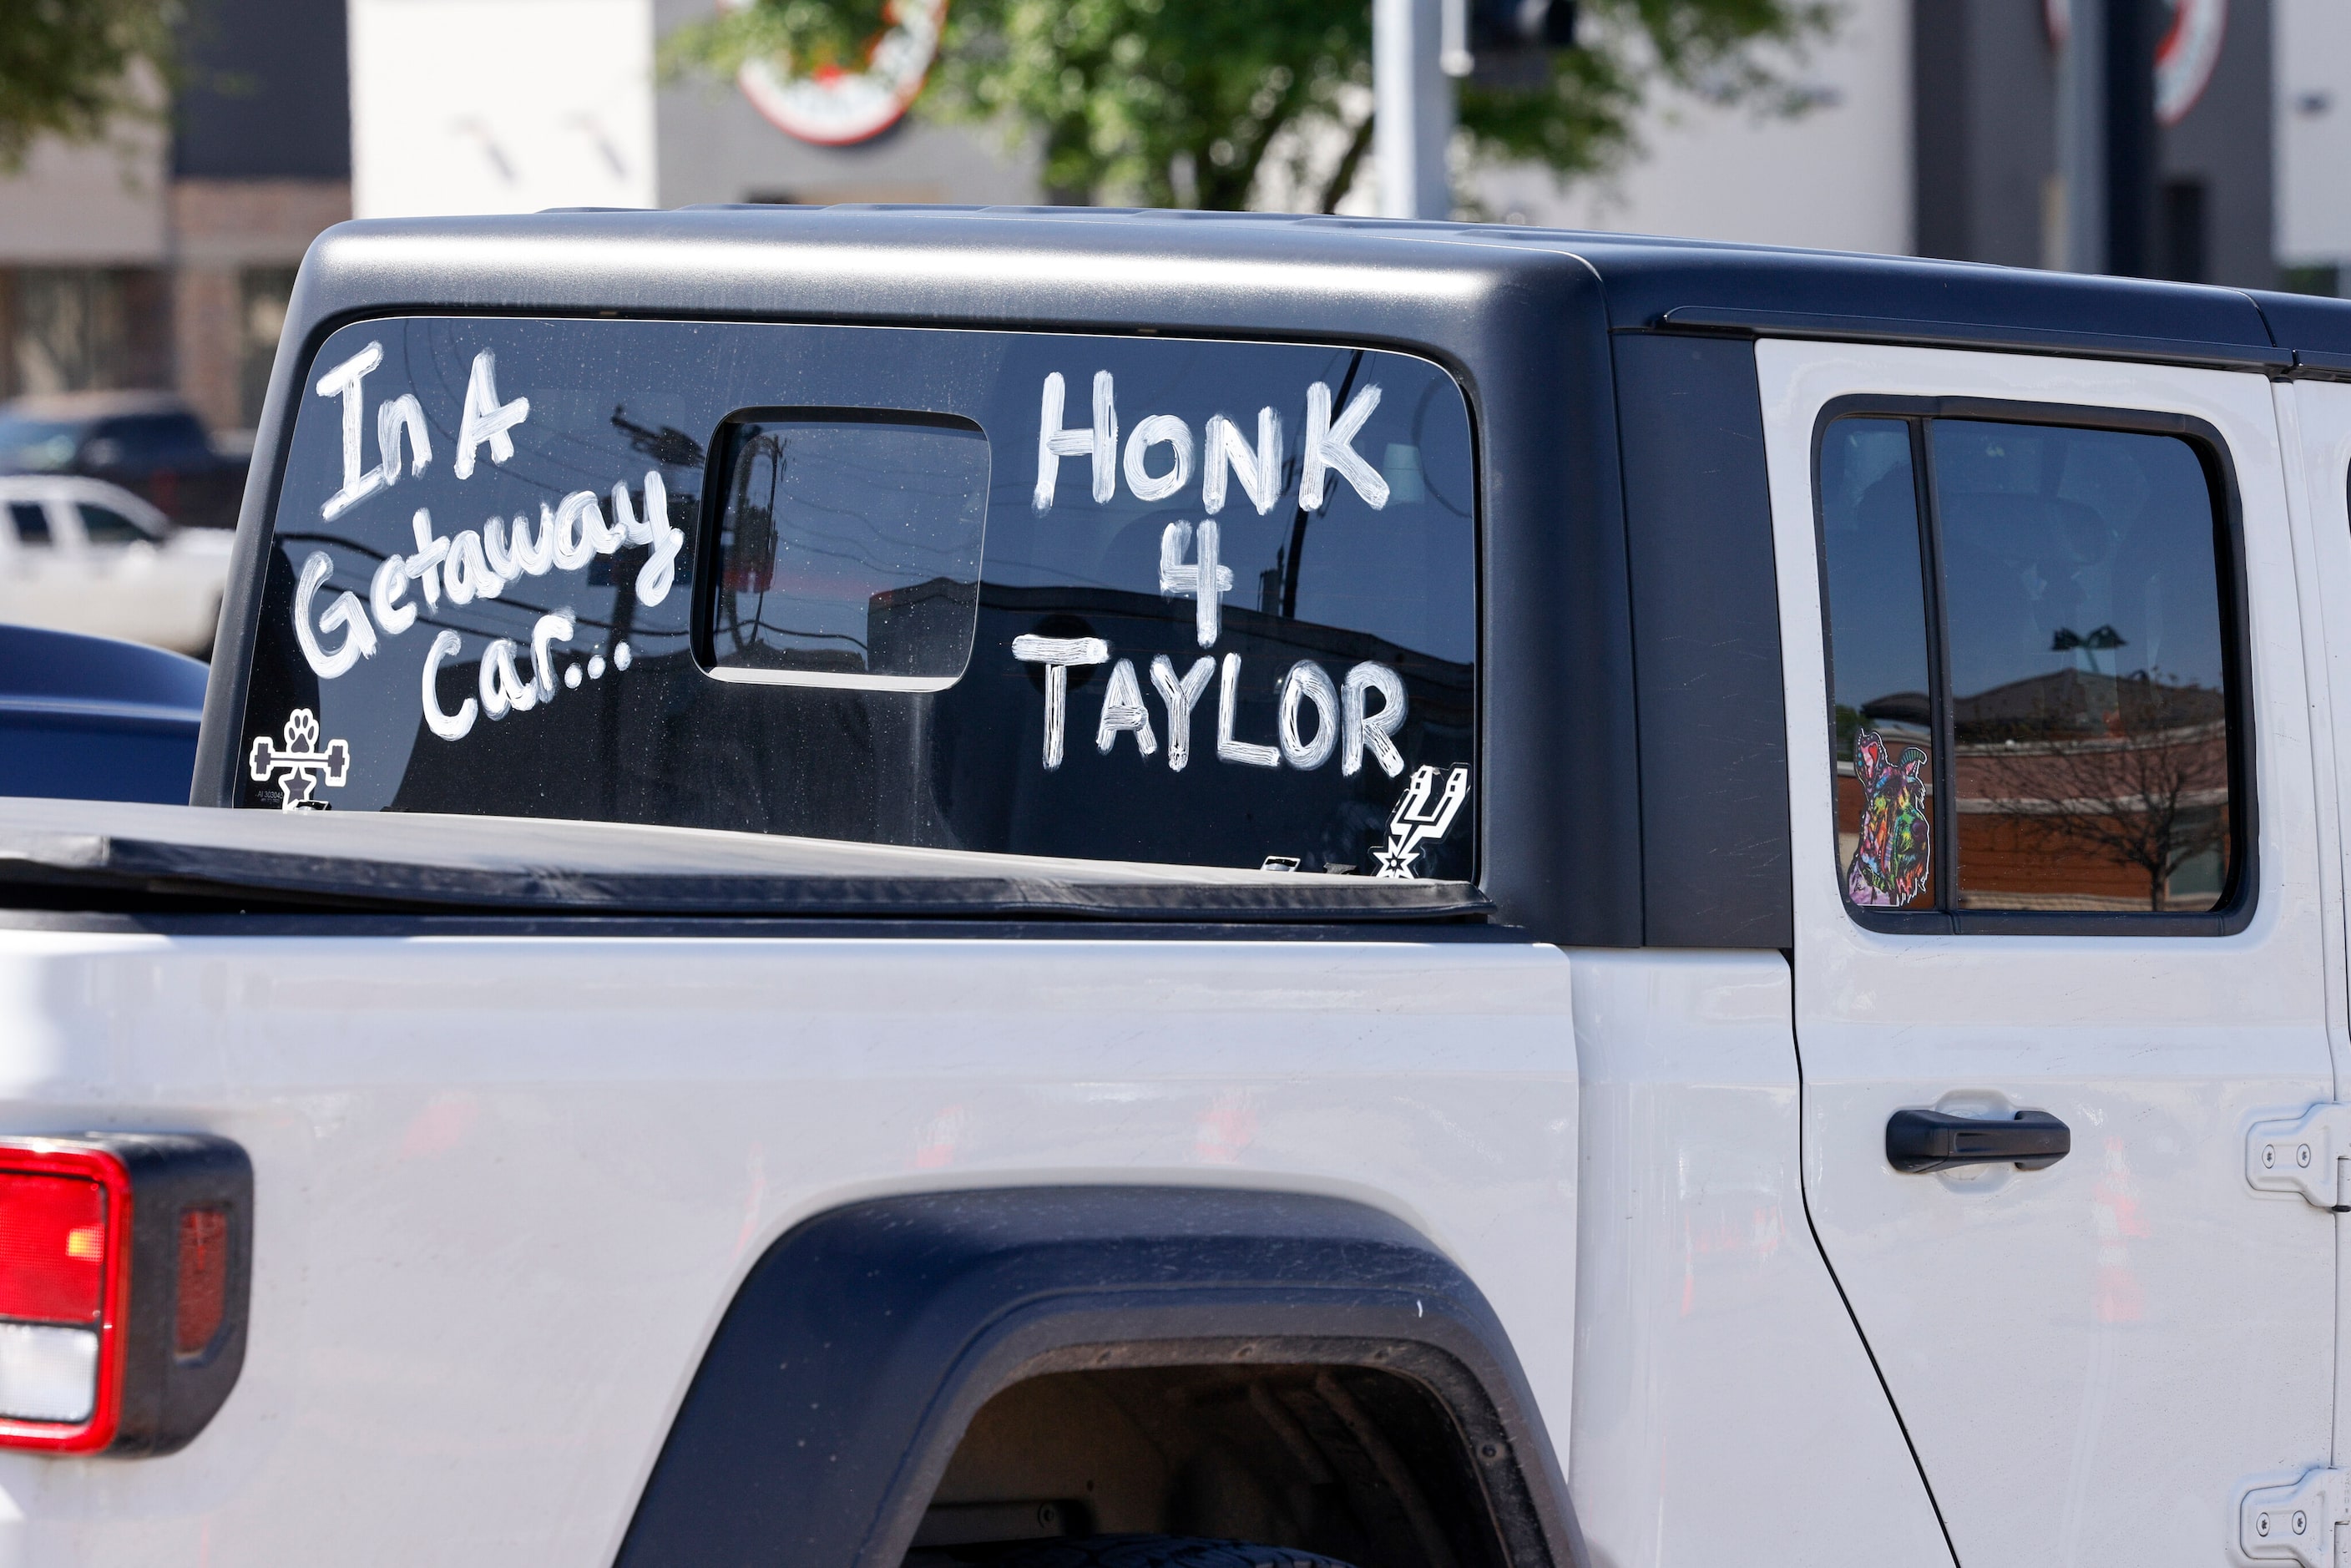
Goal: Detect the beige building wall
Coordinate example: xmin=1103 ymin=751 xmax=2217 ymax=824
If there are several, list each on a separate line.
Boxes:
xmin=1473 ymin=0 xmax=1914 ymax=255
xmin=0 ymin=129 xmax=169 ymax=265
xmin=0 ymin=132 xmax=169 ymax=402
xmin=0 ymin=129 xmax=346 ymax=428
xmin=2278 ymin=0 xmax=2351 ymax=276
xmin=169 ymin=180 xmax=351 ymax=431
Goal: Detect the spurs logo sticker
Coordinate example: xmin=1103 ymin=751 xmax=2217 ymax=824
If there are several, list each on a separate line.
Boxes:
xmin=1846 ymin=728 xmax=1931 ymax=907
xmin=249 ymin=709 xmax=351 ymax=811
xmin=1374 ymin=764 xmax=1469 ymax=880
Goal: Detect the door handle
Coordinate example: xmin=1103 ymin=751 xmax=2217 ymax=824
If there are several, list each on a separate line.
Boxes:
xmin=1886 ymin=1108 xmax=2071 ymax=1174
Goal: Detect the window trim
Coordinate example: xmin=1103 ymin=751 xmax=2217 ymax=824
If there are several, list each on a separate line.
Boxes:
xmin=1810 ymin=393 xmax=2257 ymax=937
xmin=691 ymin=406 xmax=992 ymax=693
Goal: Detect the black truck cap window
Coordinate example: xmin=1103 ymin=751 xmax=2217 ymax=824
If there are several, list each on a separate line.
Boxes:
xmin=240 ymin=317 xmax=1478 ymax=880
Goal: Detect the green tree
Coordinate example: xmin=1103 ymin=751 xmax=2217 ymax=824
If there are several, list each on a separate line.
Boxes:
xmin=663 ymin=0 xmax=1831 ymax=212
xmin=0 ymin=0 xmax=181 ymax=172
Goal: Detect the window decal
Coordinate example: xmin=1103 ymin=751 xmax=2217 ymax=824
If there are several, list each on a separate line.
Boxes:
xmin=247 ymin=709 xmax=351 ymax=812
xmin=1844 ymin=730 xmax=1931 ymax=908
xmin=1022 ymin=372 xmax=1408 ymax=792
xmin=291 ymin=340 xmax=685 ymax=754
xmin=1373 ymin=765 xmax=1470 ymax=880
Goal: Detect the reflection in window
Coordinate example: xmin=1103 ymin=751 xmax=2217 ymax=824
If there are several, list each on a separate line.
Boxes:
xmin=1819 ymin=417 xmax=1937 ymax=908
xmin=705 ymin=415 xmax=990 ymax=690
xmin=1937 ymin=421 xmax=2231 ymax=913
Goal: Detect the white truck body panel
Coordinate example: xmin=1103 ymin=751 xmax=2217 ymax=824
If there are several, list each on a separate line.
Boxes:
xmin=0 ymin=931 xmax=1575 ymax=1563
xmin=2276 ymin=373 xmax=2351 ymax=1490
xmin=1567 ymin=949 xmax=1953 ymax=1568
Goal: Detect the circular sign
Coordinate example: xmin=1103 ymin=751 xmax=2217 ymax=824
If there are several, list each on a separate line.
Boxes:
xmin=2041 ymin=0 xmax=2227 ymax=125
xmin=2155 ymin=0 xmax=2226 ymax=125
xmin=732 ymin=0 xmax=948 ymax=148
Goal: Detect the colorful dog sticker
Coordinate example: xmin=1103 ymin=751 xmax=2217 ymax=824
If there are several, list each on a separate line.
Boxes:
xmin=1846 ymin=729 xmax=1930 ymax=907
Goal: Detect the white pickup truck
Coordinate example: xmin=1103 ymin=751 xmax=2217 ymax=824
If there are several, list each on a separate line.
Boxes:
xmin=2 ymin=205 xmax=2350 ymax=1568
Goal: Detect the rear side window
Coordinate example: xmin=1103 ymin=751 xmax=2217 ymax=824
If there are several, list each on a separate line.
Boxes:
xmin=78 ymin=504 xmax=149 ymax=545
xmin=704 ymin=413 xmax=990 ymax=690
xmin=1818 ymin=409 xmax=2240 ymax=925
xmin=8 ymin=503 xmax=50 ymax=544
xmin=1819 ymin=419 xmax=1939 ymax=909
xmin=239 ymin=318 xmax=1478 ymax=879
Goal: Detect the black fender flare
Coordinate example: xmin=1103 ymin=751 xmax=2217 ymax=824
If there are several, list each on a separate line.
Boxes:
xmin=614 ymin=1186 xmax=1585 ymax=1568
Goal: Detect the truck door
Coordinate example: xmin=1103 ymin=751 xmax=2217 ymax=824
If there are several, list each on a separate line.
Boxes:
xmin=1758 ymin=339 xmax=2337 ymax=1567
xmin=2280 ymin=371 xmax=2351 ymax=1499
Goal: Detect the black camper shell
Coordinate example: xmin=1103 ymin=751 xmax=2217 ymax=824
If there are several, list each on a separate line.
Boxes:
xmin=196 ymin=205 xmax=2351 ymax=949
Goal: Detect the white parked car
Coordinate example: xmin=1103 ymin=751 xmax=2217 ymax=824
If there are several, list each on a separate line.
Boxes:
xmin=0 ymin=475 xmax=233 ymax=657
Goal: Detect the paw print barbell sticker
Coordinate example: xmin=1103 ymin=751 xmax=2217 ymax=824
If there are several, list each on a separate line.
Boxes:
xmin=248 ymin=708 xmax=351 ymax=812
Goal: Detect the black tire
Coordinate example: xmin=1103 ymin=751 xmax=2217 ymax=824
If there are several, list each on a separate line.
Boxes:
xmin=989 ymin=1536 xmax=1359 ymax=1568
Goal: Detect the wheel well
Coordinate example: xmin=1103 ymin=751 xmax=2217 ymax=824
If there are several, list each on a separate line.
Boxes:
xmin=909 ymin=1360 xmax=1506 ymax=1568
xmin=615 ymin=1189 xmax=1578 ymax=1568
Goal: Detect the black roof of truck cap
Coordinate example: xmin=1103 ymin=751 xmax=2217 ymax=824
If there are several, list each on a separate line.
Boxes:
xmin=200 ymin=206 xmax=2351 ymax=949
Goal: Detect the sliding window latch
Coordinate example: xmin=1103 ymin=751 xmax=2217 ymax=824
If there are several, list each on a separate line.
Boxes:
xmin=2241 ymin=1469 xmax=2349 ymax=1567
xmin=2246 ymin=1105 xmax=2351 ymax=1211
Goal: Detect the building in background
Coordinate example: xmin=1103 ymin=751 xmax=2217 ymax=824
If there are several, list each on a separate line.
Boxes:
xmin=0 ymin=0 xmax=2337 ymax=435
xmin=348 ymin=0 xmax=655 ymax=217
xmin=170 ymin=0 xmax=352 ymax=430
xmin=1481 ymin=3 xmax=1913 ymax=256
xmin=1489 ymin=0 xmax=2307 ymax=293
xmin=346 ymin=0 xmax=1033 ymax=220
xmin=0 ymin=0 xmax=1033 ymax=437
xmin=0 ymin=118 xmax=174 ymax=410
xmin=1910 ymin=0 xmax=2270 ymax=286
xmin=0 ymin=0 xmax=349 ymax=430
xmin=2277 ymin=0 xmax=2351 ymax=291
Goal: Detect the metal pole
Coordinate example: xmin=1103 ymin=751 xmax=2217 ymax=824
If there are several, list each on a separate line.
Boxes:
xmin=2103 ymin=0 xmax=2157 ymax=276
xmin=1375 ymin=0 xmax=1454 ymax=219
xmin=2059 ymin=0 xmax=2107 ymax=271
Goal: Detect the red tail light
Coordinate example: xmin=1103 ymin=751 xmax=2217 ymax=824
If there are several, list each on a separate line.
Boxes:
xmin=0 ymin=1148 xmax=129 ymax=1449
xmin=0 ymin=1136 xmax=250 ymax=1455
xmin=0 ymin=1171 xmax=109 ymax=1323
